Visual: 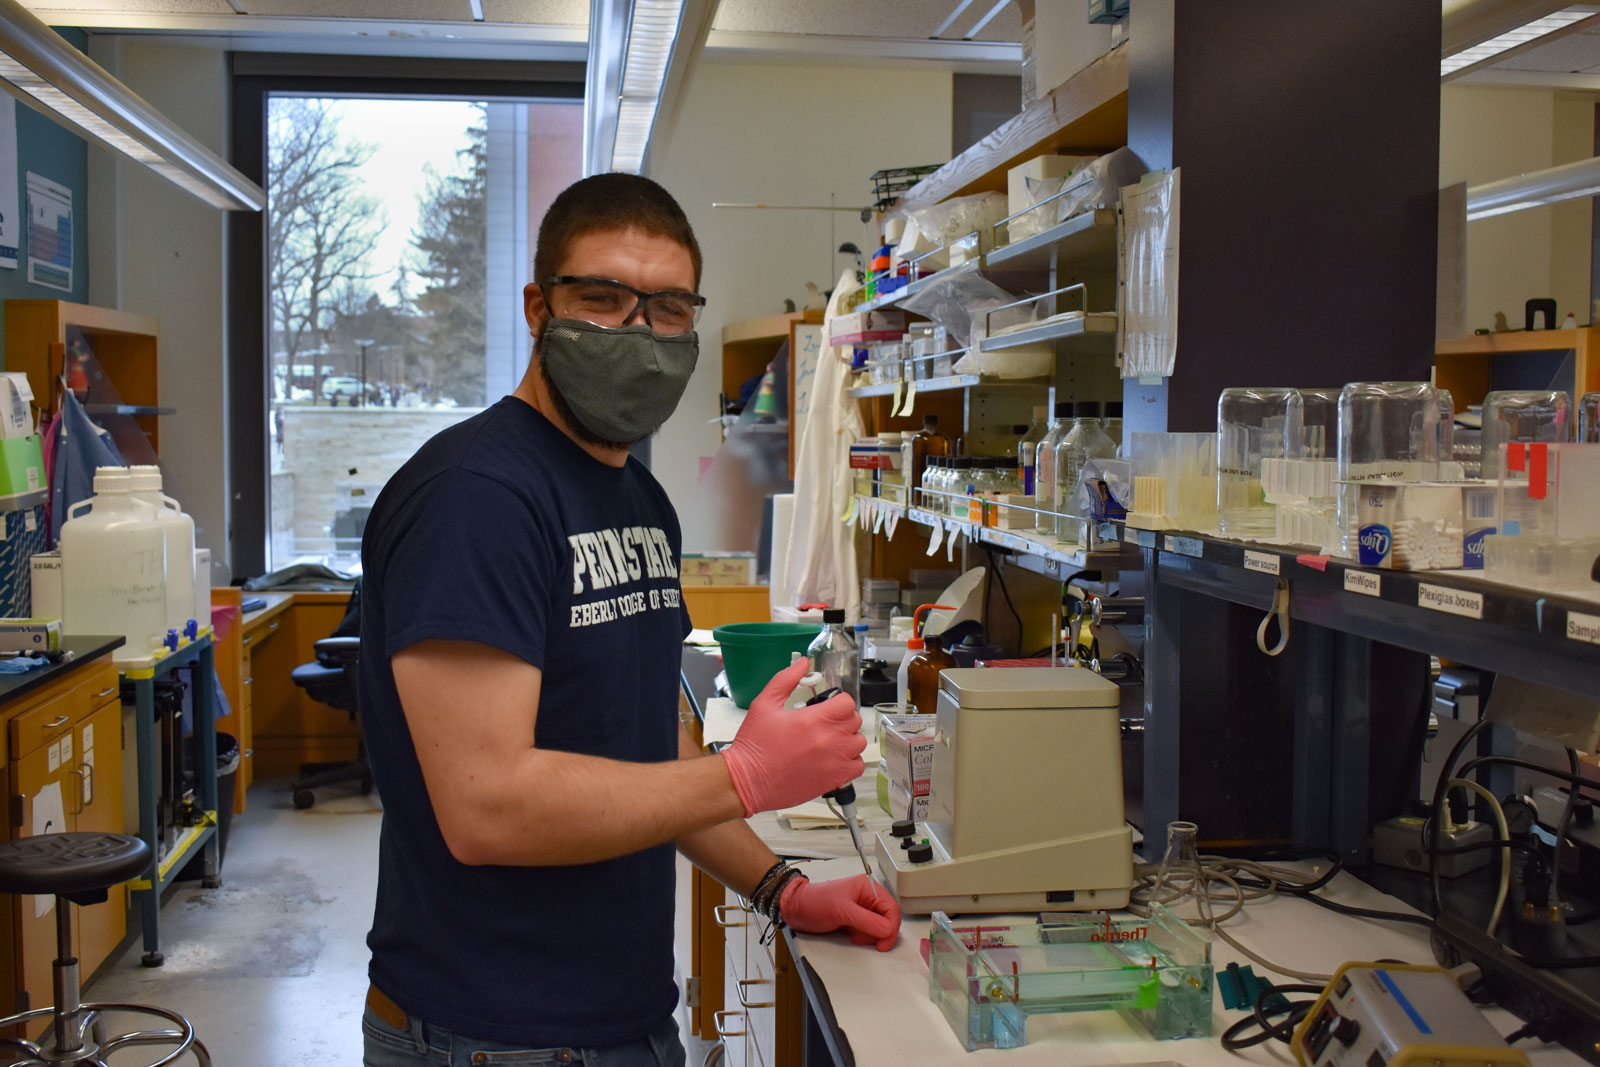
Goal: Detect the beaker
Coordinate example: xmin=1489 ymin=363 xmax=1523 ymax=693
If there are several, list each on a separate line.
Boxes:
xmin=1148 ymin=820 xmax=1211 ymax=926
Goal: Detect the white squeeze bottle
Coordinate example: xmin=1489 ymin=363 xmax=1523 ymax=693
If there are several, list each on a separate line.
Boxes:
xmin=129 ymin=464 xmax=197 ymax=634
xmin=61 ymin=467 xmax=167 ymax=661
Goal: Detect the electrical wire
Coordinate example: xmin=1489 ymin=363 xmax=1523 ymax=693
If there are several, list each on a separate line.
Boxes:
xmin=1552 ymin=748 xmax=1580 ymax=914
xmin=1444 ymin=778 xmax=1510 ymax=934
xmin=1428 ymin=718 xmax=1491 ymax=917
xmin=979 ymin=546 xmax=1023 ymax=651
xmin=1218 ymin=983 xmax=1324 ymax=1051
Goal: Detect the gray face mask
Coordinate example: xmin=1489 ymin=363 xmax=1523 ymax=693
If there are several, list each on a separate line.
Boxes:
xmin=537 ymin=318 xmax=699 ymax=444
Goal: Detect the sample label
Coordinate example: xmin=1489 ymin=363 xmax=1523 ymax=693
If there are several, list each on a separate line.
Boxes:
xmin=1163 ymin=535 xmax=1204 ymax=557
xmin=1568 ymin=610 xmax=1600 ymax=646
xmin=1344 ymin=570 xmax=1381 ymax=597
xmin=46 ymin=740 xmax=59 ymax=773
xmin=1243 ymin=551 xmax=1280 ymax=576
xmin=1124 ymin=526 xmax=1140 ymax=544
xmin=1417 ymin=582 xmax=1483 ymax=620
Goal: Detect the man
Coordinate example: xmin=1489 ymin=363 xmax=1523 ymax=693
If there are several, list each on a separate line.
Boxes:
xmin=357 ymin=173 xmax=899 ymax=1066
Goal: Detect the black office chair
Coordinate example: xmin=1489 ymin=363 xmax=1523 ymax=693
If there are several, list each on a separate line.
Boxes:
xmin=289 ymin=581 xmax=373 ymax=809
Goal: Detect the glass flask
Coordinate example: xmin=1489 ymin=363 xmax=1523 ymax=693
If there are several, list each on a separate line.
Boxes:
xmin=1032 ymin=402 xmax=1072 ymax=532
xmin=1147 ymin=820 xmax=1212 ymax=926
xmin=1216 ymin=387 xmax=1300 ymax=539
xmin=1053 ymin=401 xmax=1115 ymax=541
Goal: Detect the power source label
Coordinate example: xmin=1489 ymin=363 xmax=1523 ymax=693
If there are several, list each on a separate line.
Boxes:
xmin=1568 ymin=611 xmax=1600 ymax=645
xmin=1344 ymin=571 xmax=1381 ymax=597
xmin=1418 ymin=583 xmax=1483 ymax=620
xmin=1243 ymin=551 xmax=1280 ymax=576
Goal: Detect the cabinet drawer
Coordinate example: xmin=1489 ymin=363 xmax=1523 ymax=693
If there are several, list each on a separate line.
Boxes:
xmin=8 ymin=662 xmax=117 ymax=759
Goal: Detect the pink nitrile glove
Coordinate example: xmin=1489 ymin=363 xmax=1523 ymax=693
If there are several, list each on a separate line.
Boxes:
xmin=780 ymin=873 xmax=901 ymax=952
xmin=720 ymin=657 xmax=865 ymax=817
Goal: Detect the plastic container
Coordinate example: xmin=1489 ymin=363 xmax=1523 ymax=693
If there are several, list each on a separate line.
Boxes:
xmin=1581 ymin=392 xmax=1600 ymax=444
xmin=1216 ymin=387 xmax=1300 ymax=539
xmin=1336 ymin=382 xmax=1449 ymax=557
xmin=711 ymin=622 xmax=822 ymax=707
xmin=1104 ymin=400 xmax=1124 ymax=455
xmin=1128 ymin=432 xmax=1218 ymax=531
xmin=129 ymin=465 xmax=197 ymax=634
xmin=1481 ymin=390 xmax=1571 ymax=465
xmin=61 ymin=467 xmax=167 ymax=662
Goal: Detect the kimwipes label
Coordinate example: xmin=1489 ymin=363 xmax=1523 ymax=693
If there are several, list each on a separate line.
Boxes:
xmin=1417 ymin=582 xmax=1484 ymax=620
xmin=1568 ymin=611 xmax=1600 ymax=645
xmin=1344 ymin=570 xmax=1381 ymax=597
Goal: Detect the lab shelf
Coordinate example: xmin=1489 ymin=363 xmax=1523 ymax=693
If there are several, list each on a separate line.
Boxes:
xmin=859 ymin=496 xmax=1124 ymax=575
xmin=1115 ymin=522 xmax=1600 ymax=698
xmin=984 ymin=209 xmax=1118 ymax=272
xmin=849 ymin=372 xmax=1047 ymax=398
xmin=979 ymin=311 xmax=1117 ymax=351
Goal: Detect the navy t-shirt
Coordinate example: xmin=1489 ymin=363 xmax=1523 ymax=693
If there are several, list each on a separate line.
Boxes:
xmin=359 ymin=397 xmax=692 ymax=1047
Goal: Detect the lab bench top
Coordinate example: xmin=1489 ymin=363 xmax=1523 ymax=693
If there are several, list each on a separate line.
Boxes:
xmin=785 ymin=857 xmax=1587 ymax=1067
xmin=0 ymin=635 xmax=124 ymax=706
xmin=241 ymin=591 xmax=295 ymax=631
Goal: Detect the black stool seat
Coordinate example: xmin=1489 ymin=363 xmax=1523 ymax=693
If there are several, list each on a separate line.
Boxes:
xmin=0 ymin=833 xmax=150 ymax=897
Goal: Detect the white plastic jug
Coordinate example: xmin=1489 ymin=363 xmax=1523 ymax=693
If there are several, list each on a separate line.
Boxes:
xmin=61 ymin=467 xmax=167 ymax=661
xmin=129 ymin=465 xmax=197 ymax=633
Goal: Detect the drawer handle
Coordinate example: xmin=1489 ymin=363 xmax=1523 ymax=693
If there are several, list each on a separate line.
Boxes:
xmin=734 ymin=894 xmax=754 ymax=912
xmin=735 ymin=978 xmax=773 ymax=1009
xmin=67 ymin=768 xmax=86 ymax=815
xmin=712 ymin=905 xmax=746 ymax=929
xmin=267 ymin=620 xmax=279 ymax=631
xmin=242 ymin=636 xmax=253 ymax=647
xmin=243 ymin=678 xmax=253 ymax=686
xmin=43 ymin=716 xmax=69 ymax=729
xmin=712 ymin=1010 xmax=745 ymax=1039
xmin=92 ymin=688 xmax=116 ymax=700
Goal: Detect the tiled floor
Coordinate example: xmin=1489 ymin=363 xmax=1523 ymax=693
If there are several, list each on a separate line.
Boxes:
xmin=80 ymin=780 xmax=717 ymax=1066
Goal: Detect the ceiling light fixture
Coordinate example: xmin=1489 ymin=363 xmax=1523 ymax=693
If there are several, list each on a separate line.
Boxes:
xmin=585 ymin=0 xmax=714 ymax=177
xmin=1465 ymin=154 xmax=1600 ymax=219
xmin=611 ymin=0 xmax=684 ymax=174
xmin=0 ymin=0 xmax=264 ymax=210
xmin=1441 ymin=6 xmax=1593 ymax=77
xmin=963 ymin=0 xmax=1011 ymax=40
xmin=468 ymin=0 xmax=485 ymax=21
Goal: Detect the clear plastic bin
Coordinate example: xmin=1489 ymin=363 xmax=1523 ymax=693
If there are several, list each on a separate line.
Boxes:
xmin=1127 ymin=432 xmax=1217 ymax=532
xmin=1482 ymin=390 xmax=1571 ymax=461
xmin=1216 ymin=387 xmax=1299 ymax=539
xmin=1336 ymin=382 xmax=1450 ymax=557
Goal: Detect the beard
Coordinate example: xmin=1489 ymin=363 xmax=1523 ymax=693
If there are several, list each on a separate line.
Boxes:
xmin=532 ymin=328 xmax=642 ymax=452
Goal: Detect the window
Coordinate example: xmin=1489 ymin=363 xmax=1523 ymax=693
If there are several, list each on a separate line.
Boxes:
xmin=261 ymin=93 xmax=580 ymax=569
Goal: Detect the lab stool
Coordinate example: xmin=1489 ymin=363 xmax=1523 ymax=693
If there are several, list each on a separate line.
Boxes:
xmin=0 ymin=833 xmax=209 ymax=1066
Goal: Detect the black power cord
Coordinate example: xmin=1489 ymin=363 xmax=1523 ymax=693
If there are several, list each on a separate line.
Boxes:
xmin=1219 ymin=983 xmax=1324 ymax=1051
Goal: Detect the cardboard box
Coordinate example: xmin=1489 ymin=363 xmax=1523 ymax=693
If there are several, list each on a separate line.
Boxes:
xmin=886 ymin=775 xmax=930 ymax=823
xmin=1006 ymin=153 xmax=1095 ymax=222
xmin=0 ymin=436 xmax=43 ymax=498
xmin=881 ymin=713 xmax=937 ymax=796
xmin=0 ymin=617 xmax=59 ymax=651
xmin=829 ymin=310 xmax=905 ymax=348
xmin=679 ymin=553 xmax=757 ymax=587
xmin=1351 ymin=481 xmax=1498 ymax=570
xmin=30 ymin=551 xmax=60 ymax=619
xmin=0 ymin=495 xmax=46 ymax=617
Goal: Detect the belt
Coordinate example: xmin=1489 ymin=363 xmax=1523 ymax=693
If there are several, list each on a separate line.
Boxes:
xmin=366 ymin=984 xmax=411 ymax=1033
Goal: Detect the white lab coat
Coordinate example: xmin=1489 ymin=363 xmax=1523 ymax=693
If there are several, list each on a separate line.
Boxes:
xmin=783 ymin=271 xmax=864 ymax=622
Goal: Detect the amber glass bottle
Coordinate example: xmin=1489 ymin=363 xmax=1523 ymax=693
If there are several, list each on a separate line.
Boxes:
xmin=906 ymin=632 xmax=958 ymax=715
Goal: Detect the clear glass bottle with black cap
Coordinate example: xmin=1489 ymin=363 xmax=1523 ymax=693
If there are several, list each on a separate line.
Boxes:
xmin=806 ymin=608 xmax=858 ymax=702
xmin=1033 ymin=402 xmax=1072 ymax=532
xmin=1053 ymin=400 xmax=1115 ymax=541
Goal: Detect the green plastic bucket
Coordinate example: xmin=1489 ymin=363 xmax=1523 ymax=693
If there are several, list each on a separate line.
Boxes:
xmin=712 ymin=622 xmax=821 ymax=708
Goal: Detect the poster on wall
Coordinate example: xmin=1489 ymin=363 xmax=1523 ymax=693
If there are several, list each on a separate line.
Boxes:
xmin=0 ymin=100 xmax=17 ymax=269
xmin=26 ymin=171 xmax=72 ymax=292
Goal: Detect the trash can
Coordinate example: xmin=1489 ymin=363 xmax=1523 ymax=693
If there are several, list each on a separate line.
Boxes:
xmin=178 ymin=732 xmax=240 ymax=881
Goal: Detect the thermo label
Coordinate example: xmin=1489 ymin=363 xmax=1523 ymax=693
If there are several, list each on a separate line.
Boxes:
xmin=1418 ymin=583 xmax=1484 ymax=620
xmin=1344 ymin=571 xmax=1381 ymax=597
xmin=1568 ymin=611 xmax=1600 ymax=645
xmin=1243 ymin=551 xmax=1280 ymax=576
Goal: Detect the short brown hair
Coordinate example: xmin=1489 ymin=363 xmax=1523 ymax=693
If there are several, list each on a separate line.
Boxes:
xmin=533 ymin=173 xmax=702 ymax=289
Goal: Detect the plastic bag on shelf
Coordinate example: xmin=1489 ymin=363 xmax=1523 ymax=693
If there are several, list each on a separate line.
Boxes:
xmin=906 ymin=192 xmax=1010 ymax=261
xmin=898 ymin=261 xmax=1045 ymax=350
xmin=1010 ymin=174 xmax=1072 ymax=241
xmin=893 ymin=214 xmax=946 ymax=272
xmin=1075 ymin=457 xmax=1132 ymax=520
xmin=1049 ymin=146 xmax=1145 ymax=226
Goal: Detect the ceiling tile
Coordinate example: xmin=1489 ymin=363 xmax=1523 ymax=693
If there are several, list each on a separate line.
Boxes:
xmin=27 ymin=0 xmax=234 ymax=13
xmin=480 ymin=0 xmax=586 ymax=25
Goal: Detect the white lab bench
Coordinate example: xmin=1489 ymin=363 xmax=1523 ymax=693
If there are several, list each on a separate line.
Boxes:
xmin=782 ymin=857 xmax=1587 ymax=1067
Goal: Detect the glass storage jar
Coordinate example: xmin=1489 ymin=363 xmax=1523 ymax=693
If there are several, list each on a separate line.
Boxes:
xmin=1216 ymin=387 xmax=1300 ymax=539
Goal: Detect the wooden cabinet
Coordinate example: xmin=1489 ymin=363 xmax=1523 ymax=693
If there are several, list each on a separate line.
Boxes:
xmin=3 ymin=656 xmax=122 ymax=1031
xmin=680 ymin=586 xmax=771 ymax=629
xmin=3 ymin=300 xmax=164 ymax=453
xmin=212 ymin=589 xmax=292 ymax=812
xmin=716 ymin=885 xmax=800 ymax=1067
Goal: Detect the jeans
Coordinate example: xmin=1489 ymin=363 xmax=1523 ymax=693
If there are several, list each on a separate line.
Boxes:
xmin=362 ymin=1006 xmax=687 ymax=1067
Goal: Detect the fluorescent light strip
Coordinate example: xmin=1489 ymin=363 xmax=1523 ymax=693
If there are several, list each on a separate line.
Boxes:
xmin=611 ymin=0 xmax=683 ymax=174
xmin=1441 ymin=8 xmax=1591 ymax=76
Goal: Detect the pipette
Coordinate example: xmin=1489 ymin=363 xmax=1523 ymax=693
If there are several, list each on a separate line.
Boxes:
xmin=804 ymin=686 xmax=878 ymax=891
